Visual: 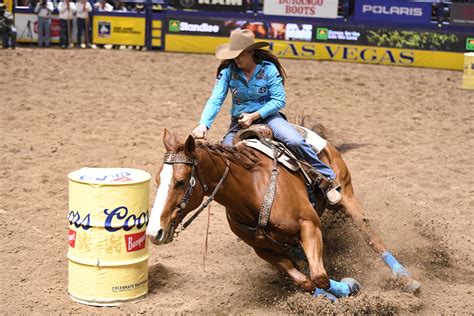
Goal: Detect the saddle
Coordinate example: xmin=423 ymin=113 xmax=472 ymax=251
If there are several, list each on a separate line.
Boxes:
xmin=233 ymin=124 xmax=330 ymax=188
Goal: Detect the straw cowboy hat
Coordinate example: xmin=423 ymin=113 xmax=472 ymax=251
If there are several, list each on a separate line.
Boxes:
xmin=215 ymin=29 xmax=269 ymax=60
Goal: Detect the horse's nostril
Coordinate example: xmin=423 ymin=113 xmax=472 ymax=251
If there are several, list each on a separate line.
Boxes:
xmin=156 ymin=229 xmax=164 ymax=241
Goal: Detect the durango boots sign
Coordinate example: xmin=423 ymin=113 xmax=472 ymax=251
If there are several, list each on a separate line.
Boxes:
xmin=171 ymin=0 xmax=247 ymax=12
xmin=263 ymin=0 xmax=338 ymax=19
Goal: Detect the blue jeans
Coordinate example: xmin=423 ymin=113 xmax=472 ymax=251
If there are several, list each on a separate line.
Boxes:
xmin=37 ymin=17 xmax=51 ymax=47
xmin=222 ymin=113 xmax=336 ymax=179
xmin=59 ymin=19 xmax=70 ymax=47
xmin=1 ymin=29 xmax=16 ymax=48
xmin=76 ymin=17 xmax=91 ymax=46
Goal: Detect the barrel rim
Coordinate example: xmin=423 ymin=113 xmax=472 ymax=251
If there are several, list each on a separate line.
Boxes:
xmin=68 ymin=167 xmax=151 ymax=185
xmin=69 ymin=292 xmax=148 ymax=307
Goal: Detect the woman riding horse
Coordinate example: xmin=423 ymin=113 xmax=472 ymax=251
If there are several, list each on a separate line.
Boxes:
xmin=191 ymin=29 xmax=341 ymax=205
xmin=145 ymin=30 xmax=421 ymax=300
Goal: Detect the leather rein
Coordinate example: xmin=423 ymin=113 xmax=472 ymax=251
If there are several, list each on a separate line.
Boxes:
xmin=163 ymin=152 xmax=230 ymax=237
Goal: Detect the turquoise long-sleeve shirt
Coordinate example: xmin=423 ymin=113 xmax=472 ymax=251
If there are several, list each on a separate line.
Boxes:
xmin=199 ymin=61 xmax=286 ymax=129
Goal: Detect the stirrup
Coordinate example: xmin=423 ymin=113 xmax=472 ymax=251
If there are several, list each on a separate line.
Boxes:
xmin=306 ymin=168 xmax=341 ymax=205
xmin=325 ymin=183 xmax=342 ymax=205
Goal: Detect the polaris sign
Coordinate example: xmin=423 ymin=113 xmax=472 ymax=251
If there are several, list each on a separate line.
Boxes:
xmin=354 ymin=0 xmax=431 ymax=24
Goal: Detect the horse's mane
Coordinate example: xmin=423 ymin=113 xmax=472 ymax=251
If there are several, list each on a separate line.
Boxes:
xmin=194 ymin=141 xmax=261 ymax=169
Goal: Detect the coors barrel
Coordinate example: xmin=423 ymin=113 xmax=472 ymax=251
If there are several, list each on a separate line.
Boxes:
xmin=67 ymin=168 xmax=150 ymax=306
xmin=462 ymin=52 xmax=474 ymax=90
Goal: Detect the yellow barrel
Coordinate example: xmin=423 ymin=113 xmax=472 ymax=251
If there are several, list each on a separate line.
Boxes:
xmin=462 ymin=52 xmax=474 ymax=90
xmin=67 ymin=167 xmax=151 ymax=306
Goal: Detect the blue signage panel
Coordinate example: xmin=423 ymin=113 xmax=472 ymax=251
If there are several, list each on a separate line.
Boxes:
xmin=354 ymin=0 xmax=432 ymax=24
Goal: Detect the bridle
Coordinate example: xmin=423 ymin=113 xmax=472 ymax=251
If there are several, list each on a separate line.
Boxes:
xmin=163 ymin=152 xmax=230 ymax=237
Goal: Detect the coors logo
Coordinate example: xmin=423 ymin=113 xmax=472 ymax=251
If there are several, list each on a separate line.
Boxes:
xmin=125 ymin=231 xmax=146 ymax=252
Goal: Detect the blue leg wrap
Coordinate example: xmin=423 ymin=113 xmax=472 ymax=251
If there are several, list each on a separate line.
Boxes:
xmin=382 ymin=251 xmax=410 ymax=277
xmin=326 ymin=279 xmax=350 ymax=298
xmin=313 ymin=288 xmax=337 ymax=302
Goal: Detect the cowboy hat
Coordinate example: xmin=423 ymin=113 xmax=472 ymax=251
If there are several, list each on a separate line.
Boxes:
xmin=215 ymin=29 xmax=269 ymax=60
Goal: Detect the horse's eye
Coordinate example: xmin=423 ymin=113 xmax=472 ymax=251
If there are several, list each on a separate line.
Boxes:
xmin=175 ymin=180 xmax=186 ymax=188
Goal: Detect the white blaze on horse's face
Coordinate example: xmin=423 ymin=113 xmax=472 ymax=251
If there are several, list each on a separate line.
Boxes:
xmin=146 ymin=164 xmax=174 ymax=245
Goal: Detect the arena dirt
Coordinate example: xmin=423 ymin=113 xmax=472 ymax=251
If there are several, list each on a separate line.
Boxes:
xmin=0 ymin=48 xmax=473 ymax=314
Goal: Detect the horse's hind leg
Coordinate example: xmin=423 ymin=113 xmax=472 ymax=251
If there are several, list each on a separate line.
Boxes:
xmin=253 ymin=247 xmax=316 ymax=292
xmin=340 ymin=183 xmax=421 ymax=292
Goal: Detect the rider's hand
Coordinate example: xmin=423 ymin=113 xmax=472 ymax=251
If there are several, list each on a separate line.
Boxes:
xmin=191 ymin=124 xmax=208 ymax=139
xmin=238 ymin=112 xmax=261 ymax=129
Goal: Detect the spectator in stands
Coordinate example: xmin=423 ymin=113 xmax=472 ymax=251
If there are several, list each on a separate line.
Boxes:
xmin=58 ymin=0 xmax=76 ymax=48
xmin=114 ymin=0 xmax=127 ymax=12
xmin=134 ymin=2 xmax=144 ymax=13
xmin=76 ymin=0 xmax=92 ymax=48
xmin=94 ymin=0 xmax=113 ymax=12
xmin=0 ymin=3 xmax=16 ymax=49
xmin=191 ymin=29 xmax=342 ymax=204
xmin=34 ymin=0 xmax=54 ymax=47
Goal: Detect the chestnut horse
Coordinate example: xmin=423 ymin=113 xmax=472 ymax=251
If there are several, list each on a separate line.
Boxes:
xmin=146 ymin=129 xmax=420 ymax=297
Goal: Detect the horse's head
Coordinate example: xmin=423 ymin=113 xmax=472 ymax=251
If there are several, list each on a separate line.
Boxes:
xmin=146 ymin=129 xmax=206 ymax=245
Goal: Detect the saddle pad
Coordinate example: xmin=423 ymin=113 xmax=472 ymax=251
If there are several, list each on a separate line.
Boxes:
xmin=242 ymin=139 xmax=300 ymax=171
xmin=240 ymin=125 xmax=328 ymax=171
xmin=295 ymin=125 xmax=327 ymax=154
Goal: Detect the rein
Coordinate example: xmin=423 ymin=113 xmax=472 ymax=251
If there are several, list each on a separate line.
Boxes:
xmin=163 ymin=152 xmax=230 ymax=237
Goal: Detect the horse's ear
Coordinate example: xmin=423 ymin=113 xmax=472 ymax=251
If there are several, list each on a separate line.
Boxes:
xmin=163 ymin=129 xmax=179 ymax=152
xmin=184 ymin=135 xmax=195 ymax=157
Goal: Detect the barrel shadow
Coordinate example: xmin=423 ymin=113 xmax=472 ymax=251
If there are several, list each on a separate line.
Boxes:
xmin=148 ymin=263 xmax=175 ymax=293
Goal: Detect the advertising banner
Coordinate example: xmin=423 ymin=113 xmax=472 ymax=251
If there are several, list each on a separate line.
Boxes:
xmin=450 ymin=3 xmax=474 ymax=26
xmin=3 ymin=0 xmax=13 ymax=12
xmin=167 ymin=17 xmax=313 ymax=42
xmin=165 ymin=34 xmax=464 ymax=70
xmin=170 ymin=0 xmax=247 ymax=12
xmin=165 ymin=16 xmax=472 ymax=53
xmin=314 ymin=26 xmax=470 ymax=53
xmin=263 ymin=0 xmax=338 ymax=19
xmin=15 ymin=13 xmax=64 ymax=43
xmin=354 ymin=0 xmax=432 ymax=24
xmin=93 ymin=15 xmax=145 ymax=46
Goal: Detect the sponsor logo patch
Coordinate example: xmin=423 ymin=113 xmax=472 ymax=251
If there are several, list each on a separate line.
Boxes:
xmin=467 ymin=38 xmax=474 ymax=50
xmin=362 ymin=5 xmax=423 ymax=16
xmin=68 ymin=229 xmax=76 ymax=248
xmin=316 ymin=28 xmax=328 ymax=40
xmin=125 ymin=231 xmax=146 ymax=252
xmin=169 ymin=20 xmax=180 ymax=32
xmin=98 ymin=22 xmax=111 ymax=38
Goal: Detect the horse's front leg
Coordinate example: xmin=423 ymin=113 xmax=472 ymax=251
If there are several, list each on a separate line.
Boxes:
xmin=253 ymin=247 xmax=316 ymax=292
xmin=299 ymin=219 xmax=329 ymax=289
xmin=340 ymin=185 xmax=421 ymax=293
xmin=300 ymin=218 xmax=360 ymax=298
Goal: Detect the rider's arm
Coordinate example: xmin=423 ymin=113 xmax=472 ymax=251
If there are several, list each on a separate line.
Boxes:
xmin=257 ymin=64 xmax=286 ymax=119
xmin=199 ymin=67 xmax=230 ymax=129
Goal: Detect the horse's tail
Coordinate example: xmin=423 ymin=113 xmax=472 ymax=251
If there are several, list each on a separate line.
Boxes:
xmin=293 ymin=114 xmax=363 ymax=154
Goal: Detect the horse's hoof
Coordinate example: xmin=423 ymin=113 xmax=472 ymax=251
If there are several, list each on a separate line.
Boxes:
xmin=401 ymin=277 xmax=421 ymax=294
xmin=341 ymin=277 xmax=361 ymax=296
xmin=313 ymin=288 xmax=338 ymax=302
